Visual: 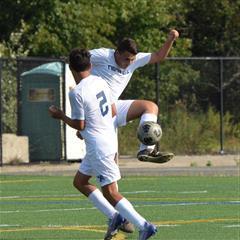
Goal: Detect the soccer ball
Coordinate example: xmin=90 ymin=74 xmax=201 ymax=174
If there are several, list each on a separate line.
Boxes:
xmin=137 ymin=121 xmax=162 ymax=146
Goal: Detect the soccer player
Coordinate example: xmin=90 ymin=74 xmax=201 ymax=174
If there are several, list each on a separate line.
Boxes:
xmin=88 ymin=29 xmax=179 ymax=163
xmin=49 ymin=49 xmax=157 ymax=240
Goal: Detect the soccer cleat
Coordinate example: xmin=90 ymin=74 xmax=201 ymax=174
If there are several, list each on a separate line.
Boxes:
xmin=104 ymin=213 xmax=124 ymax=240
xmin=137 ymin=149 xmax=174 ymax=164
xmin=119 ymin=219 xmax=135 ymax=233
xmin=139 ymin=222 xmax=157 ymax=240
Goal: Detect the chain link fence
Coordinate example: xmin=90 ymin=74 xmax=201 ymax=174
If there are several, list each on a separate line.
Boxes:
xmin=155 ymin=57 xmax=239 ymax=155
xmin=118 ymin=57 xmax=240 ymax=156
xmin=0 ymin=57 xmax=239 ymax=164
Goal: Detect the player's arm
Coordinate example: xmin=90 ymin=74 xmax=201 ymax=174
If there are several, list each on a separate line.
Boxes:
xmin=48 ymin=105 xmax=85 ymax=130
xmin=148 ymin=29 xmax=179 ymax=64
xmin=111 ymin=103 xmax=117 ymax=117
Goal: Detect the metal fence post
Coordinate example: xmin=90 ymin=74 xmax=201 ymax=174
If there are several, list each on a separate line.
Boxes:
xmin=16 ymin=58 xmax=22 ymax=136
xmin=155 ymin=63 xmax=160 ymax=151
xmin=219 ymin=58 xmax=224 ymax=154
xmin=62 ymin=60 xmax=67 ymax=161
xmin=0 ymin=59 xmax=2 ymax=166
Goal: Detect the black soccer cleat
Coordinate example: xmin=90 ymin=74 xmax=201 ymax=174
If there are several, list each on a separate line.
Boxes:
xmin=137 ymin=149 xmax=174 ymax=164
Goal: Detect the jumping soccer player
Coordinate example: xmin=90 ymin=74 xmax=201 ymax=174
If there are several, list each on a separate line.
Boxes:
xmin=49 ymin=48 xmax=157 ymax=240
xmin=88 ymin=29 xmax=179 ymax=163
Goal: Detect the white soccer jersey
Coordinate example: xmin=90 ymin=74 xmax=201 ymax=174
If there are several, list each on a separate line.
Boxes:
xmin=69 ymin=75 xmax=117 ymax=157
xmin=90 ymin=48 xmax=151 ymax=102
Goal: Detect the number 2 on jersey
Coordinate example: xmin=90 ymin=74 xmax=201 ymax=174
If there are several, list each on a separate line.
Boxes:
xmin=96 ymin=90 xmax=109 ymax=116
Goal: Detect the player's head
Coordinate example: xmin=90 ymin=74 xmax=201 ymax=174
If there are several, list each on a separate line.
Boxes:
xmin=69 ymin=48 xmax=91 ymax=73
xmin=115 ymin=38 xmax=137 ymax=69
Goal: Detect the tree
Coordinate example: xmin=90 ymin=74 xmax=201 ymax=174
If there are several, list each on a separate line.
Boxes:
xmin=0 ymin=0 xmax=57 ymax=42
xmin=183 ymin=0 xmax=240 ymax=121
xmin=183 ymin=0 xmax=240 ymax=56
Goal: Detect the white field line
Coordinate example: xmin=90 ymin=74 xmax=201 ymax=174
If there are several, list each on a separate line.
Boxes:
xmin=2 ymin=201 xmax=239 ymax=214
xmin=122 ymin=190 xmax=158 ymax=194
xmin=0 ymin=190 xmax=208 ymax=199
xmin=0 ymin=194 xmax=81 ymax=199
xmin=0 ymin=207 xmax=96 ymax=214
xmin=223 ymin=224 xmax=240 ymax=228
xmin=0 ymin=196 xmax=21 ymax=199
xmin=135 ymin=202 xmax=208 ymax=207
xmin=0 ymin=224 xmax=20 ymax=227
xmin=1 ymin=219 xmax=238 ymax=234
xmin=0 ymin=203 xmax=204 ymax=214
xmin=157 ymin=224 xmax=179 ymax=227
xmin=138 ymin=200 xmax=240 ymax=207
xmin=179 ymin=190 xmax=208 ymax=194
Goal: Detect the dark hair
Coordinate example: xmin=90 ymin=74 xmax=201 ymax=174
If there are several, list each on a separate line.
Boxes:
xmin=69 ymin=48 xmax=91 ymax=72
xmin=116 ymin=38 xmax=137 ymax=55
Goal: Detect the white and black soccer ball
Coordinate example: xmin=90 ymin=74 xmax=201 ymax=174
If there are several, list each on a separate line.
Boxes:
xmin=137 ymin=121 xmax=162 ymax=146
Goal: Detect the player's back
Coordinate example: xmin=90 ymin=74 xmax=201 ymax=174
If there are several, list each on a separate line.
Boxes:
xmin=69 ymin=75 xmax=117 ymax=157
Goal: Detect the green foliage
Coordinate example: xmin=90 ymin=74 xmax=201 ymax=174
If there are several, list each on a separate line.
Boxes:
xmin=1 ymin=60 xmax=17 ymax=133
xmin=0 ymin=0 xmax=239 ymax=154
xmin=27 ymin=1 xmax=117 ymax=56
xmin=161 ymin=103 xmax=240 ymax=154
xmin=0 ymin=0 xmax=191 ymax=57
xmin=0 ymin=0 xmax=56 ymax=42
xmin=158 ymin=61 xmax=200 ymax=106
xmin=183 ymin=0 xmax=240 ymax=56
xmin=158 ymin=104 xmax=218 ymax=154
xmin=1 ymin=0 xmax=239 ymax=57
xmin=118 ymin=104 xmax=240 ymax=155
xmin=118 ymin=120 xmax=140 ymax=155
xmin=206 ymin=161 xmax=212 ymax=167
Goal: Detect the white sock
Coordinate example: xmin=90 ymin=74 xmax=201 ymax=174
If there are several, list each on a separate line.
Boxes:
xmin=115 ymin=198 xmax=146 ymax=230
xmin=139 ymin=113 xmax=158 ymax=151
xmin=88 ymin=189 xmax=117 ymax=219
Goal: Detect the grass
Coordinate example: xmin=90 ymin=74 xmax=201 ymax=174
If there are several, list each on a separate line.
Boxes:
xmin=0 ymin=175 xmax=239 ymax=240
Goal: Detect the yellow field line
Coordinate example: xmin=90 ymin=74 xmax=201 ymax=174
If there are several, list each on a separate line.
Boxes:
xmin=0 ymin=225 xmax=105 ymax=233
xmin=0 ymin=218 xmax=238 ymax=233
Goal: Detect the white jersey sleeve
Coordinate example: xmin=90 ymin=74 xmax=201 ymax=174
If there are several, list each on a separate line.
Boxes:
xmin=90 ymin=48 xmax=109 ymax=65
xmin=132 ymin=52 xmax=151 ymax=70
xmin=69 ymin=90 xmax=85 ymax=120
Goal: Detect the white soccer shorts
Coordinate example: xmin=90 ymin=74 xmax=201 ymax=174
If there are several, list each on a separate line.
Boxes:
xmin=115 ymin=100 xmax=134 ymax=127
xmin=79 ymin=153 xmax=121 ymax=187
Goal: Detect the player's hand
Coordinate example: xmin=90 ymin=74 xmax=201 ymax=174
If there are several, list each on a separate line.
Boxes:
xmin=48 ymin=105 xmax=64 ymax=119
xmin=168 ymin=29 xmax=179 ymax=42
xmin=76 ymin=130 xmax=84 ymax=140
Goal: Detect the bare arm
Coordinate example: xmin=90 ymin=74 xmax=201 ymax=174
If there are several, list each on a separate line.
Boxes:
xmin=48 ymin=105 xmax=85 ymax=131
xmin=111 ymin=103 xmax=117 ymax=117
xmin=149 ymin=29 xmax=179 ymax=64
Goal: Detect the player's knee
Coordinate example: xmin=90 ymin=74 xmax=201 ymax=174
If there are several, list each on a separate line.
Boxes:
xmin=102 ymin=187 xmax=114 ymax=197
xmin=102 ymin=185 xmax=119 ymax=198
xmin=73 ymin=173 xmax=84 ymax=192
xmin=73 ymin=177 xmax=80 ymax=190
xmin=145 ymin=101 xmax=158 ymax=115
xmin=103 ymin=188 xmax=122 ymax=206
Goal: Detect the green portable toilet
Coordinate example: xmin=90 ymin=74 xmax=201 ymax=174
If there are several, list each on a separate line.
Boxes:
xmin=19 ymin=62 xmax=63 ymax=162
